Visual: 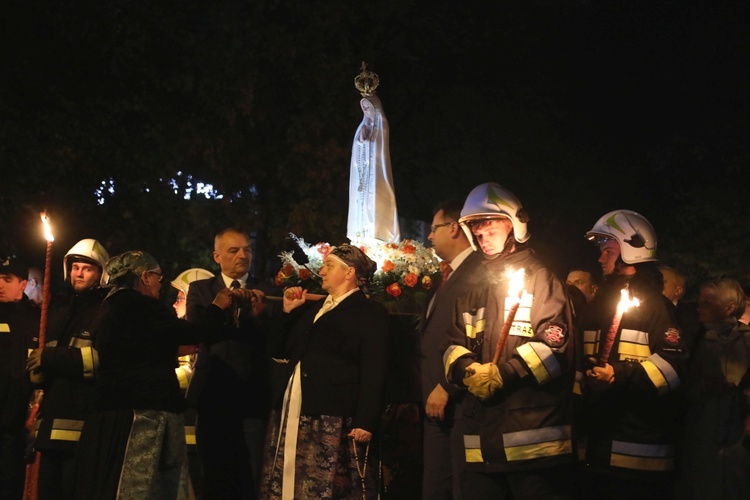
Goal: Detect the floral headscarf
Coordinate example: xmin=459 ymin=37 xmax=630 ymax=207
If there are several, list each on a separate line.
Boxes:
xmin=330 ymin=244 xmax=377 ymax=294
xmin=106 ymin=250 xmax=160 ymax=287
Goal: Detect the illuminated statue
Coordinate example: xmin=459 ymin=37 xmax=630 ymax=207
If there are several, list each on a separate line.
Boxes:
xmin=347 ymin=62 xmax=401 ymax=244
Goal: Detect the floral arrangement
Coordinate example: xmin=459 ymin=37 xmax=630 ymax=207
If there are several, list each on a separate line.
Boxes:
xmin=275 ymin=233 xmax=445 ymax=314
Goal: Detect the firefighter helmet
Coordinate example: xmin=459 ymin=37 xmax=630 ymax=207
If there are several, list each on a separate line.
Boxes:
xmin=170 ymin=268 xmax=215 ymax=295
xmin=458 ymin=182 xmax=530 ymax=247
xmin=63 ymin=239 xmax=110 ymax=285
xmin=585 ymin=210 xmax=657 ymax=264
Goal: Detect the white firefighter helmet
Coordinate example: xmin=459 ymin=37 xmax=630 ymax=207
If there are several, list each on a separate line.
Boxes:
xmin=63 ymin=239 xmax=110 ymax=286
xmin=458 ymin=182 xmax=530 ymax=248
xmin=171 ymin=268 xmax=215 ymax=296
xmin=585 ymin=209 xmax=657 ymax=264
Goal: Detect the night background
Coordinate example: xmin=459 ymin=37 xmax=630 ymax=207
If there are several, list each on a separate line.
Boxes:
xmin=2 ymin=0 xmax=748 ymax=299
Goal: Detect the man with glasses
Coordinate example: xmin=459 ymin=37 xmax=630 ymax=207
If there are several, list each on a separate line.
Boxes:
xmin=26 ymin=238 xmax=110 ymax=499
xmin=420 ymin=198 xmax=482 ymax=500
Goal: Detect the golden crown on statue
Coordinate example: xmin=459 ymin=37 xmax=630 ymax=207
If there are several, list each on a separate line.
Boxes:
xmin=354 ymin=61 xmax=380 ymax=97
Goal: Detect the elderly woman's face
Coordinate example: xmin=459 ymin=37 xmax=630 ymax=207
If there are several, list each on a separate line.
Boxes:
xmin=320 ymin=256 xmax=351 ymax=294
xmin=141 ymin=269 xmax=163 ymax=299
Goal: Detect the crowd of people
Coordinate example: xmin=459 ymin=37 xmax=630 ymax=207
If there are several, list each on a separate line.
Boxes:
xmin=1 ymin=181 xmax=748 ymax=499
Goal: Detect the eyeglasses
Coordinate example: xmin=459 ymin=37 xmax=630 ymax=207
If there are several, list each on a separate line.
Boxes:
xmin=148 ymin=270 xmax=164 ymax=282
xmin=430 ymin=222 xmax=455 ymax=233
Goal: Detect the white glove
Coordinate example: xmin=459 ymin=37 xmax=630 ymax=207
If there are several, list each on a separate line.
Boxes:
xmin=464 ymin=362 xmax=502 ymax=400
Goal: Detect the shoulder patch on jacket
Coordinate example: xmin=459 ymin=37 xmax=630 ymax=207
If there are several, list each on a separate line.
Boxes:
xmin=664 ymin=328 xmax=681 ymax=345
xmin=544 ymin=323 xmax=566 ymax=346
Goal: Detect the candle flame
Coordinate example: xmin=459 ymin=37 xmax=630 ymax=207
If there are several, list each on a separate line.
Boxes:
xmin=506 ymin=267 xmax=526 ymax=302
xmin=616 ymin=287 xmax=639 ymax=313
xmin=41 ymin=213 xmax=54 ymax=242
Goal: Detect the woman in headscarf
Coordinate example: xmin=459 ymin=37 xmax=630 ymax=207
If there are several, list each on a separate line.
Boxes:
xmin=261 ymin=244 xmax=390 ymax=499
xmin=72 ymin=251 xmax=261 ymax=500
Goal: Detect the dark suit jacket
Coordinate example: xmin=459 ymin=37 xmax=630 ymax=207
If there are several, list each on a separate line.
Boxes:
xmin=186 ymin=275 xmax=271 ymax=418
xmin=419 ymin=250 xmax=483 ymax=407
xmin=271 ymin=290 xmax=389 ymax=433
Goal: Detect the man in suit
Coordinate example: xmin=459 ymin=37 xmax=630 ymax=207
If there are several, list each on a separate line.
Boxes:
xmin=186 ymin=228 xmax=271 ymax=500
xmin=420 ymin=199 xmax=482 ymax=500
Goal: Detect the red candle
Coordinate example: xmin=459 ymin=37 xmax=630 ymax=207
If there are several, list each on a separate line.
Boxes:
xmin=493 ymin=268 xmax=525 ymax=365
xmin=38 ymin=212 xmax=54 ymax=348
xmin=25 ymin=213 xmax=54 ymax=500
xmin=598 ymin=287 xmax=639 ymax=366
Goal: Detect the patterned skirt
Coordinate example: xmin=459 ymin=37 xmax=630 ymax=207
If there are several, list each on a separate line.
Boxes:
xmin=73 ymin=409 xmax=189 ymax=500
xmin=260 ymin=410 xmax=380 ymax=499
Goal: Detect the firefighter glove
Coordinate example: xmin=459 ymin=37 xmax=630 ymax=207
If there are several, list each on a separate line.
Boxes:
xmin=464 ymin=362 xmax=502 ymax=400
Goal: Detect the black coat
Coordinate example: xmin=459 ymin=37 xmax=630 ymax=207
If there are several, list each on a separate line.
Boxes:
xmin=271 ymin=290 xmax=389 ymax=433
xmin=419 ymin=251 xmax=483 ymax=406
xmin=93 ymin=288 xmax=226 ymax=413
xmin=0 ymin=296 xmax=39 ymax=428
xmin=35 ymin=286 xmax=108 ymax=451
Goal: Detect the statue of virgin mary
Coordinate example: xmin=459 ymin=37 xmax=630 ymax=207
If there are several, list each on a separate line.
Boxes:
xmin=347 ymin=63 xmax=401 ymax=244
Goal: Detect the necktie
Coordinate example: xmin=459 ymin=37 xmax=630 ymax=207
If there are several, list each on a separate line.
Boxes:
xmin=427 ymin=265 xmax=452 ymax=316
xmin=230 ymin=280 xmax=241 ymax=326
xmin=442 ymin=264 xmax=453 ymax=285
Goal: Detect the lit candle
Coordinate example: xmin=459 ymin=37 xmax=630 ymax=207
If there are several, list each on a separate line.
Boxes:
xmin=493 ymin=267 xmax=525 ymax=365
xmin=24 ymin=215 xmax=54 ymax=499
xmin=598 ymin=287 xmax=640 ymax=366
xmin=39 ymin=212 xmax=54 ymax=348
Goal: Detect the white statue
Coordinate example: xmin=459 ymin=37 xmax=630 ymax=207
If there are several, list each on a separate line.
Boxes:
xmin=347 ymin=63 xmax=401 ymax=244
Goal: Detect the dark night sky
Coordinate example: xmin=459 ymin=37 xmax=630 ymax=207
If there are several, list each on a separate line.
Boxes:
xmin=2 ymin=1 xmax=748 ymax=287
xmin=364 ymin=2 xmax=749 ymax=280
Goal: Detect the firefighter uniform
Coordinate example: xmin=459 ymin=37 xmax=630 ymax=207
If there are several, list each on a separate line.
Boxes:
xmin=442 ymin=247 xmax=576 ymax=496
xmin=34 ymin=286 xmax=108 ymax=498
xmin=0 ymin=294 xmax=39 ymax=499
xmin=575 ymin=275 xmax=687 ymax=498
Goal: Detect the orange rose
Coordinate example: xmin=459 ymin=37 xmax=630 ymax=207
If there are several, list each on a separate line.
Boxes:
xmin=298 ymin=268 xmax=310 ymax=280
xmin=274 ymin=271 xmax=285 ymax=286
xmin=386 ymin=243 xmax=399 ymax=250
xmin=422 ymin=275 xmax=433 ymax=290
xmin=386 ymin=282 xmax=402 ymax=297
xmin=404 ymin=272 xmax=418 ymax=288
xmin=275 ymin=263 xmax=296 ymax=286
xmin=402 ymin=244 xmax=416 ymax=254
xmin=382 ymin=260 xmax=396 ymax=273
